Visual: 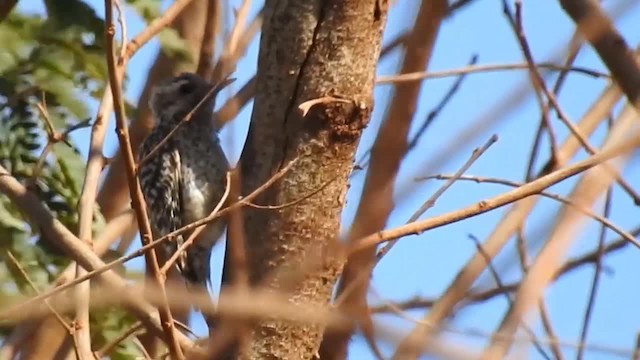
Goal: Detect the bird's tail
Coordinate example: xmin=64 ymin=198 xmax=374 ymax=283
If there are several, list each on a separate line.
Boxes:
xmin=182 ymin=243 xmax=214 ymax=311
xmin=184 ymin=281 xmax=210 ymax=313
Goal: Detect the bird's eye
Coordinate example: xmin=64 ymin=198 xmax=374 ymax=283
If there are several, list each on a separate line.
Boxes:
xmin=178 ymin=82 xmax=195 ymax=94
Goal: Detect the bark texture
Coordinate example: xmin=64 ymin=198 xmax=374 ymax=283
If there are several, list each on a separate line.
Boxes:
xmin=227 ymin=0 xmax=388 ymax=358
xmin=321 ymin=0 xmax=448 ymax=357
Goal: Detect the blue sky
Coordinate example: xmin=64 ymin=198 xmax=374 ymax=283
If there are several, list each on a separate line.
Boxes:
xmin=17 ymin=0 xmax=640 ymax=358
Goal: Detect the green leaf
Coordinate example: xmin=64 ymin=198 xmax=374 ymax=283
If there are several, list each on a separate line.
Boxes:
xmin=2 ymin=236 xmax=52 ymax=292
xmin=51 ymin=141 xmax=86 ymax=198
xmin=0 ymin=197 xmax=24 ymax=231
xmin=43 ymin=0 xmax=105 ymax=47
xmin=158 ymin=28 xmax=194 ymax=63
xmin=127 ymin=0 xmax=161 ymax=23
xmin=90 ymin=307 xmax=142 ymax=359
xmin=9 ymin=120 xmax=39 ymax=131
xmin=32 ymin=67 xmax=90 ymax=120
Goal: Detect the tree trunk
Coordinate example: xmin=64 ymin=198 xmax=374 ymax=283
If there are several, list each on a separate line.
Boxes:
xmin=224 ymin=1 xmax=388 ymax=358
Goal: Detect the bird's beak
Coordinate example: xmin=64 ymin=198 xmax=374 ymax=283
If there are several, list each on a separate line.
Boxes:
xmin=210 ymin=77 xmax=237 ymax=95
xmin=198 ymin=77 xmax=237 ymax=107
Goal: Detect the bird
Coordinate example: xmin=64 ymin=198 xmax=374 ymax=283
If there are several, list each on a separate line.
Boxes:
xmin=137 ymin=72 xmax=232 ymax=297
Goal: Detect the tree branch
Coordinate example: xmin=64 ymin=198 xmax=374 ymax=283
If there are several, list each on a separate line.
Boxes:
xmin=560 ymin=0 xmax=640 ymax=111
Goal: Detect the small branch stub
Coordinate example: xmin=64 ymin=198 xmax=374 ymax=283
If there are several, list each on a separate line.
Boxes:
xmin=299 ymin=95 xmax=372 ymax=143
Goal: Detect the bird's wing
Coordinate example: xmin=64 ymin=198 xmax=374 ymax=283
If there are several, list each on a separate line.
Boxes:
xmin=138 ymin=139 xmax=186 ymax=269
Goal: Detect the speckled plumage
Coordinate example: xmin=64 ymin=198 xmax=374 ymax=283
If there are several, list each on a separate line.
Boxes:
xmin=137 ymin=72 xmax=229 ymax=292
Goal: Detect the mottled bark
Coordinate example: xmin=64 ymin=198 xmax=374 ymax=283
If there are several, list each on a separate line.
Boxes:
xmin=321 ymin=0 xmax=448 ymax=357
xmin=224 ymin=1 xmax=388 ymax=358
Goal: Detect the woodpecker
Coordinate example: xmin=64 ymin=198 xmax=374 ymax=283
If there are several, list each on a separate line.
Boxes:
xmin=137 ymin=72 xmax=230 ymax=295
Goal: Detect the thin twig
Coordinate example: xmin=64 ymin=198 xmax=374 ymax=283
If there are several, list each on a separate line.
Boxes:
xmin=507 ymin=0 xmax=640 ymax=204
xmin=351 ymin=135 xmax=640 ymax=253
xmin=515 ymin=227 xmax=564 ymax=360
xmin=356 ymin=54 xmax=477 ymax=170
xmin=95 ymin=322 xmax=144 ymax=358
xmin=415 ymin=174 xmax=639 ymax=249
xmin=195 ymin=0 xmax=220 ymax=79
xmin=508 ymin=0 xmax=560 ymax=168
xmin=244 ymin=175 xmax=337 ymax=210
xmin=31 ymin=100 xmax=91 ymax=182
xmin=468 ymin=235 xmax=552 ymax=360
xmin=576 ymin=166 xmax=613 ymax=360
xmin=406 ymin=54 xmax=478 ymax=153
xmin=370 ymin=222 xmax=636 ymax=313
xmin=525 ymin=30 xmax=584 ymax=181
xmin=375 ymin=62 xmax=609 ymax=84
xmin=378 ymin=134 xmax=497 ymax=261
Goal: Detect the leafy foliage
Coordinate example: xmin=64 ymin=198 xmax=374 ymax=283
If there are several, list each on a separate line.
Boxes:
xmin=90 ymin=307 xmax=142 ymax=359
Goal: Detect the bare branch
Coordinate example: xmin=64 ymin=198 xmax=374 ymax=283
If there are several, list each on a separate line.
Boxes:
xmin=480 ymin=100 xmax=638 ymax=359
xmin=195 ymin=0 xmax=220 ymax=79
xmin=416 ymin=174 xmax=636 ymax=247
xmin=352 ymin=135 xmax=640 ymax=253
xmin=379 ymin=135 xmax=498 ymax=261
xmin=560 ymin=0 xmax=640 ymax=111
xmin=391 ymin=79 xmax=627 ymax=349
xmin=376 ymin=62 xmax=610 ymax=84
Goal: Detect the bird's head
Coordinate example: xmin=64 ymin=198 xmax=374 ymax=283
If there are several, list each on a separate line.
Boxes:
xmin=149 ymin=72 xmax=233 ymax=127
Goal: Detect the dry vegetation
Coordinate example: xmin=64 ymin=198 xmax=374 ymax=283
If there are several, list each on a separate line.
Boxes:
xmin=1 ymin=0 xmax=640 ymax=359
